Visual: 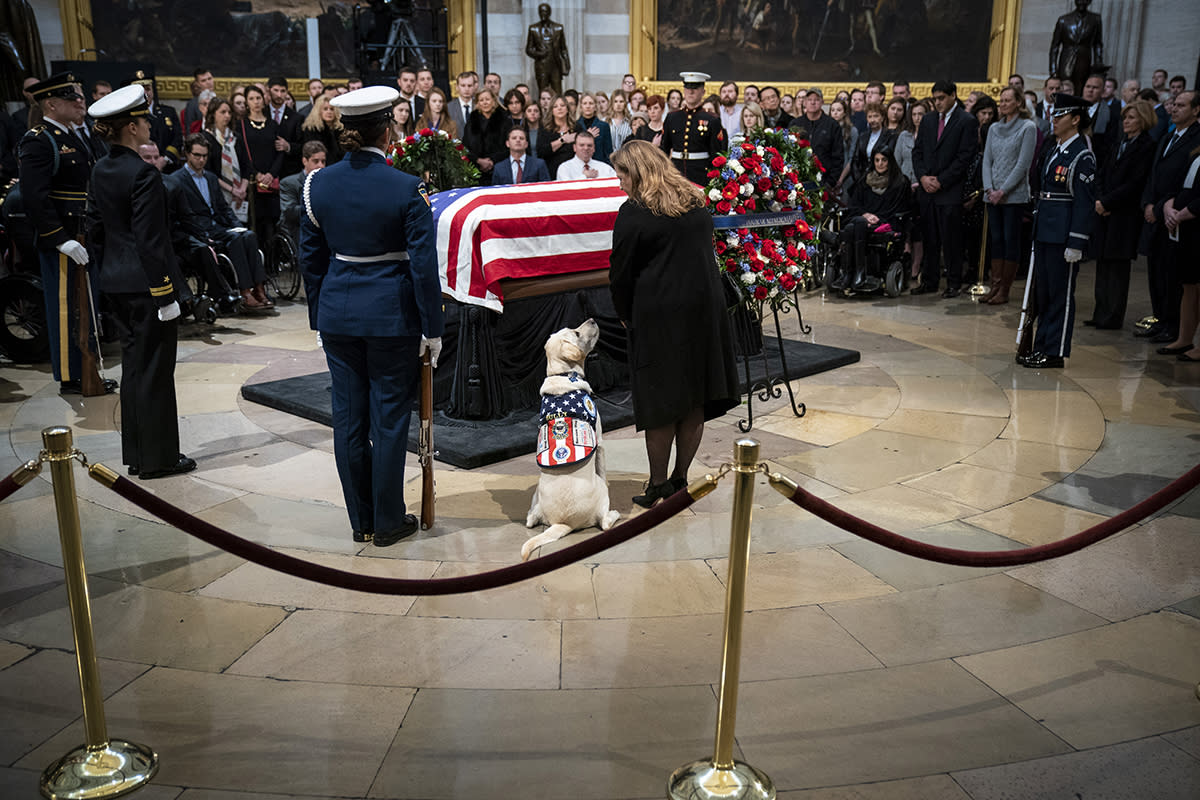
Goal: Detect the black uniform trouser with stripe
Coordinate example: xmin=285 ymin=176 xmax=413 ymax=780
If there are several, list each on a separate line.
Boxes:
xmin=108 ymin=293 xmax=180 ymax=472
xmin=1033 ymin=242 xmax=1080 ymax=358
xmin=38 ymin=249 xmax=91 ymax=383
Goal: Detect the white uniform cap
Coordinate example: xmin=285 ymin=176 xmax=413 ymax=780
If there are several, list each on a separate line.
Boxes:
xmin=330 ymin=85 xmax=401 ymax=122
xmin=680 ymin=72 xmax=711 ymax=88
xmin=88 ymin=84 xmax=151 ymax=119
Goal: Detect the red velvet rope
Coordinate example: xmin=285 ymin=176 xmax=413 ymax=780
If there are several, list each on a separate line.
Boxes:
xmin=0 ymin=473 xmax=24 ymax=504
xmin=103 ymin=474 xmax=695 ymax=595
xmin=783 ymin=463 xmax=1200 ymax=567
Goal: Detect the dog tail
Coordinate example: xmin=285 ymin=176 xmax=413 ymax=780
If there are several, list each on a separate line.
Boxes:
xmin=521 ymin=524 xmax=573 ymax=562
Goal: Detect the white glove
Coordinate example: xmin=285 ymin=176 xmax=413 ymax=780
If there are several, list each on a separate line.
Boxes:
xmin=316 ymin=331 xmax=323 ymax=348
xmin=56 ymin=239 xmax=89 ymax=265
xmin=157 ymin=301 xmax=181 ymax=322
xmin=227 ymin=226 xmax=249 ymax=233
xmin=421 ymin=336 xmax=442 ymax=369
xmin=1064 ymin=247 xmax=1083 ymax=263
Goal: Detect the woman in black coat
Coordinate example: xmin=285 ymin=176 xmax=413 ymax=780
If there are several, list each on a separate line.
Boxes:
xmin=1087 ymin=100 xmax=1157 ymax=329
xmin=463 ymin=89 xmax=509 ymax=185
xmin=834 ymin=146 xmax=913 ymax=292
xmin=609 ymin=140 xmax=739 ymax=507
xmin=300 ymin=95 xmax=345 ymax=165
xmin=236 ymin=85 xmax=284 ymax=245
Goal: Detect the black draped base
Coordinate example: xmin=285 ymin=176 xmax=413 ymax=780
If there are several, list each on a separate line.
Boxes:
xmin=242 ymin=287 xmax=860 ymax=468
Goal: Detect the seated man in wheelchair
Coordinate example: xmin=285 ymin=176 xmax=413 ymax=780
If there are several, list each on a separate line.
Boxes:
xmin=828 ymin=146 xmax=912 ymax=295
xmin=279 ymin=140 xmax=327 ymax=249
xmin=167 ymin=133 xmax=274 ymax=312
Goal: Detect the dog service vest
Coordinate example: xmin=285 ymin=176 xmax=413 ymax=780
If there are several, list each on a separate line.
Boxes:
xmin=536 ymin=385 xmax=598 ymax=468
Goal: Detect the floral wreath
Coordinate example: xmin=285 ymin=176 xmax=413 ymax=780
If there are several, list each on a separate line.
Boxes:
xmin=387 ymin=128 xmax=480 ymax=192
xmin=704 ymin=127 xmax=830 ymax=309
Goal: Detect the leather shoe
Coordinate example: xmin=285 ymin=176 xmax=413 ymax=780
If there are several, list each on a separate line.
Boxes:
xmin=633 ymin=479 xmax=677 ymax=508
xmin=127 ymin=466 xmax=139 ymax=476
xmin=60 ymin=378 xmax=118 ymax=395
xmin=910 ymin=285 xmax=936 ymax=295
xmin=373 ymin=515 xmax=418 ymax=547
xmin=1022 ymin=353 xmax=1065 ymax=369
xmin=1149 ymin=331 xmax=1177 ymax=344
xmin=1156 ymin=344 xmax=1191 ymax=355
xmin=353 ymin=530 xmax=373 ymax=543
xmin=1133 ymin=324 xmax=1164 ymax=338
xmin=139 ymin=455 xmax=197 ymax=480
xmin=1083 ymin=319 xmax=1097 ymax=327
xmin=942 ymin=287 xmax=961 ymax=298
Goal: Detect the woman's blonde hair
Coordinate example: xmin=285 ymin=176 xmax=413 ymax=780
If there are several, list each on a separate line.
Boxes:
xmin=302 ymin=95 xmax=342 ymax=132
xmin=741 ymin=101 xmax=765 ymax=131
xmin=1123 ymin=99 xmax=1157 ymax=134
xmin=611 ymin=139 xmax=704 ymax=217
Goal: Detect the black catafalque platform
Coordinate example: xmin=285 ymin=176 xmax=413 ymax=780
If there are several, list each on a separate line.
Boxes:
xmin=242 ymin=288 xmax=859 ymax=469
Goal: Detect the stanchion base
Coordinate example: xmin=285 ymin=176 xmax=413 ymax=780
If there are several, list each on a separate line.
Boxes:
xmin=40 ymin=739 xmax=159 ymax=800
xmin=668 ymin=758 xmax=775 ymax=800
xmin=968 ymin=283 xmax=990 ymax=300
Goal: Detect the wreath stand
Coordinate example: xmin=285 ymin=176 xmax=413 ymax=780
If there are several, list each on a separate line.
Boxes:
xmin=729 ymin=290 xmax=809 ymax=433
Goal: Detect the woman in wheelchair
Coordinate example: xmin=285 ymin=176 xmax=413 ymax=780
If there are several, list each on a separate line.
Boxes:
xmin=830 ymin=146 xmax=912 ymax=294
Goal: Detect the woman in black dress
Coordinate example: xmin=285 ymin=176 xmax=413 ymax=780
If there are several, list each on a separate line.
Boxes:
xmin=537 ymin=95 xmax=577 ymax=179
xmin=237 ymin=84 xmax=283 ymax=247
xmin=609 ymin=140 xmax=739 ymax=507
xmin=463 ymin=88 xmax=508 ymax=185
xmin=301 ymin=95 xmax=345 ymax=164
xmin=1162 ymin=146 xmax=1200 ymax=360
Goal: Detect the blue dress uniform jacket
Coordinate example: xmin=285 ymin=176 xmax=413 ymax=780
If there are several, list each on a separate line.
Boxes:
xmin=298 ymin=148 xmax=445 ymax=537
xmin=17 ymin=120 xmax=96 ymax=383
xmin=1031 ymin=135 xmax=1097 ymax=358
xmin=660 ymin=106 xmax=727 ymax=185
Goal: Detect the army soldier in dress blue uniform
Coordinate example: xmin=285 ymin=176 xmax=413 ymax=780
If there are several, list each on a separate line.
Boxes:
xmin=660 ymin=71 xmax=727 ymax=185
xmin=129 ymin=70 xmax=182 ymax=169
xmin=87 ymin=85 xmax=195 ymax=480
xmin=17 ymin=72 xmax=114 ymax=394
xmin=1020 ymin=93 xmax=1097 ymax=369
xmin=299 ymin=86 xmax=445 ymax=547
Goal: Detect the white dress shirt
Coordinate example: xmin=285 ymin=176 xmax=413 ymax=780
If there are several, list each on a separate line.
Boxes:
xmin=555 ymin=156 xmax=616 ymax=181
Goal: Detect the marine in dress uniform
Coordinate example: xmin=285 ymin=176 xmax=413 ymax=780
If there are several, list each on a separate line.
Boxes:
xmin=129 ymin=71 xmax=182 ymax=168
xmin=16 ymin=72 xmax=114 ymax=393
xmin=299 ymin=86 xmax=445 ymax=547
xmin=87 ymin=85 xmax=195 ymax=479
xmin=660 ymin=71 xmax=727 ymax=185
xmin=1021 ymin=93 xmax=1097 ymax=369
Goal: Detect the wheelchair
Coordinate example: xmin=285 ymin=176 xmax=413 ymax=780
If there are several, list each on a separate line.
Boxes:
xmin=174 ymin=242 xmax=245 ymax=324
xmin=820 ymin=212 xmax=911 ymax=299
xmin=265 ymin=227 xmax=302 ymax=301
xmin=0 ymin=186 xmax=51 ymax=363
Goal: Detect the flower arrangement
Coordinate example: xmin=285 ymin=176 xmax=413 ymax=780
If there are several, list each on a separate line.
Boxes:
xmin=387 ymin=128 xmax=480 ymax=192
xmin=704 ymin=127 xmax=829 ymax=309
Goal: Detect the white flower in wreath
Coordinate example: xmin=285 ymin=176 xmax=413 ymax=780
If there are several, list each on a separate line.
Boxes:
xmin=729 ymin=159 xmax=744 ymax=174
xmin=756 ymin=146 xmax=765 ymax=157
xmin=708 ymin=188 xmax=722 ymax=201
xmin=769 ymin=201 xmax=782 ymax=212
xmin=788 ymin=190 xmax=797 ymax=203
xmin=740 ymin=182 xmax=753 ymax=196
xmin=741 ymin=272 xmax=757 ymax=284
xmin=770 ymin=287 xmax=780 ymax=297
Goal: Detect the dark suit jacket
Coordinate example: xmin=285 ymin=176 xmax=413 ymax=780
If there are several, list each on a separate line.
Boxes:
xmin=1092 ymin=132 xmax=1156 ymax=261
xmin=492 ymin=153 xmax=552 ymax=184
xmin=1141 ymin=123 xmax=1200 ymax=217
xmin=789 ymin=112 xmax=844 ymax=186
xmin=912 ymin=104 xmax=979 ymax=206
xmin=448 ymin=98 xmax=472 ymax=139
xmin=267 ymin=105 xmax=304 ymax=177
xmin=850 ymin=127 xmax=899 ymax=186
xmin=165 ymin=167 xmax=239 ymax=251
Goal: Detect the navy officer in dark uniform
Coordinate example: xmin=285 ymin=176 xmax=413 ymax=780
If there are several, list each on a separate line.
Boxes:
xmin=129 ymin=70 xmax=182 ymax=169
xmin=299 ymin=86 xmax=445 ymax=546
xmin=17 ymin=71 xmax=114 ymax=394
xmin=87 ymin=85 xmax=195 ymax=479
xmin=1020 ymin=93 xmax=1097 ymax=369
xmin=660 ymin=71 xmax=727 ymax=185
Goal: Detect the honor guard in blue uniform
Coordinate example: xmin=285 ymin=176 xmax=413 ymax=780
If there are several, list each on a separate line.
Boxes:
xmin=299 ymin=86 xmax=445 ymax=547
xmin=16 ymin=71 xmax=114 ymax=394
xmin=1021 ymin=93 xmax=1097 ymax=369
xmin=660 ymin=71 xmax=727 ymax=185
xmin=129 ymin=70 xmax=182 ymax=168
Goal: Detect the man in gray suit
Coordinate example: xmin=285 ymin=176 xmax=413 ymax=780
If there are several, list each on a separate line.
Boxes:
xmin=447 ymin=71 xmax=478 ymax=137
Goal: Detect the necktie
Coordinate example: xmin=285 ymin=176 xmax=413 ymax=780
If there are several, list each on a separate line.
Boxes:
xmin=937 ymin=113 xmax=946 ymax=139
xmin=74 ymin=126 xmax=92 ymax=159
xmin=274 ymin=107 xmax=282 ymax=125
xmin=1165 ymin=131 xmax=1182 ymax=155
xmin=516 ymin=158 xmax=523 ymax=182
xmin=583 ymin=161 xmax=591 ymax=175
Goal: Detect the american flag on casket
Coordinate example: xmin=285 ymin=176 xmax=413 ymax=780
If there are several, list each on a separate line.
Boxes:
xmin=431 ymin=177 xmax=627 ymax=313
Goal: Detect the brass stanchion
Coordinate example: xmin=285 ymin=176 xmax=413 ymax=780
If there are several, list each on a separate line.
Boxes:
xmin=38 ymin=426 xmax=159 ymax=800
xmin=668 ymin=439 xmax=775 ymax=800
xmin=968 ymin=197 xmax=991 ymax=300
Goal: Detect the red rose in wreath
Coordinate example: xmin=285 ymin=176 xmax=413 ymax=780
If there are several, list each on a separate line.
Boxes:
xmin=716 ymin=199 xmax=732 ymax=214
xmin=753 ymin=285 xmax=769 ymax=299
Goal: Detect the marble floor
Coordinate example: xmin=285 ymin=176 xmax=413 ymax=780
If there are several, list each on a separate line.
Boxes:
xmin=1 ymin=263 xmax=1199 ymax=799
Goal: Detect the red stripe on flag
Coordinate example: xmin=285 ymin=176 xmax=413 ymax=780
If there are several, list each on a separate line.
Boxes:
xmin=485 ymin=251 xmax=609 ymax=289
xmin=481 ymin=211 xmax=619 ymax=240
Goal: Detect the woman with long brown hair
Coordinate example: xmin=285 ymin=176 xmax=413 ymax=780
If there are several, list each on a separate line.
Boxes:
xmin=202 ymin=97 xmax=249 ymax=224
xmin=537 ymin=94 xmax=577 ymax=178
xmin=415 ymin=87 xmax=457 ymax=138
xmin=463 ymin=88 xmax=507 ymax=185
xmin=237 ymin=84 xmax=283 ymax=248
xmin=608 ymin=140 xmax=739 ymax=507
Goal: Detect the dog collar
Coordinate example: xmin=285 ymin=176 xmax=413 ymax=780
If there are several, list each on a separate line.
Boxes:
xmin=553 ymin=371 xmax=582 ymax=383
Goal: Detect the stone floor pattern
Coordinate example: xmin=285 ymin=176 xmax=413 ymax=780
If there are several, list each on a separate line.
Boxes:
xmin=1 ymin=265 xmax=1199 ymax=799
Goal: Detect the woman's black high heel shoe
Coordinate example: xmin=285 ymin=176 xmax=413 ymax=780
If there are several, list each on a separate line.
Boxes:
xmin=633 ymin=479 xmax=677 ymax=508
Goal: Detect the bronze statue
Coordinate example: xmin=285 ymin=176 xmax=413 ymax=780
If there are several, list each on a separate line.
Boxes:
xmin=525 ymin=3 xmax=570 ymax=97
xmin=0 ymin=0 xmax=46 ymax=102
xmin=1049 ymin=0 xmax=1105 ymax=95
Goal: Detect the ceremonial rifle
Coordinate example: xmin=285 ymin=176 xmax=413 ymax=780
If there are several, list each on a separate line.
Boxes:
xmin=418 ymin=350 xmax=435 ymax=530
xmin=74 ymin=251 xmax=105 ymax=397
xmin=1015 ymin=248 xmax=1038 ymax=361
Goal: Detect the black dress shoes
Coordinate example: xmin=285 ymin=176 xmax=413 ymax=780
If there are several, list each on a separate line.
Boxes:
xmin=633 ymin=479 xmax=677 ymax=508
xmin=910 ymin=285 xmax=936 ymax=296
xmin=1133 ymin=324 xmax=1164 ymax=339
xmin=60 ymin=378 xmax=118 ymax=395
xmin=353 ymin=530 xmax=374 ymax=543
xmin=373 ymin=515 xmax=418 ymax=547
xmin=1157 ymin=344 xmax=1191 ymax=355
xmin=1021 ymin=352 xmax=1065 ymax=369
xmin=1149 ymin=330 xmax=1177 ymax=344
xmin=139 ymin=455 xmax=197 ymax=480
xmin=941 ymin=287 xmax=961 ymax=298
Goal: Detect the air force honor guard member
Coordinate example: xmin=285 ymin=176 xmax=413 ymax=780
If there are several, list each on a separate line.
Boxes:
xmin=1020 ymin=93 xmax=1097 ymax=369
xmin=17 ymin=72 xmax=114 ymax=395
xmin=87 ymin=85 xmax=196 ymax=479
xmin=299 ymin=86 xmax=445 ymax=547
xmin=660 ymin=71 xmax=727 ymax=184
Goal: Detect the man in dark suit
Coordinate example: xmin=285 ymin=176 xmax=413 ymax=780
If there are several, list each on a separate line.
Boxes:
xmin=911 ymin=80 xmax=979 ymax=297
xmin=447 ymin=71 xmax=478 ymax=139
xmin=129 ymin=71 xmax=182 ymax=169
xmin=167 ymin=133 xmax=272 ymax=311
xmin=1082 ymin=73 xmax=1112 ymax=166
xmin=492 ymin=128 xmax=551 ymax=184
xmin=266 ymin=76 xmax=304 ymax=177
xmin=1138 ymin=90 xmax=1200 ymax=342
xmin=790 ymin=88 xmax=843 ymax=185
xmin=396 ymin=66 xmax=426 ymax=119
xmin=1036 ymin=76 xmax=1062 ymax=125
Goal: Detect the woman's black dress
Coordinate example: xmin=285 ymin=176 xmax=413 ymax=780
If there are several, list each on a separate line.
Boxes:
xmin=609 ymin=202 xmax=739 ymax=430
xmin=537 ymin=129 xmax=574 ymax=179
xmin=236 ymin=117 xmax=283 ymax=241
xmin=463 ymin=110 xmax=509 ymax=185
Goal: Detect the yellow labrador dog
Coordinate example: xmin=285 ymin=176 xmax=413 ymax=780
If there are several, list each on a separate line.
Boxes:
xmin=522 ymin=319 xmax=620 ymax=560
